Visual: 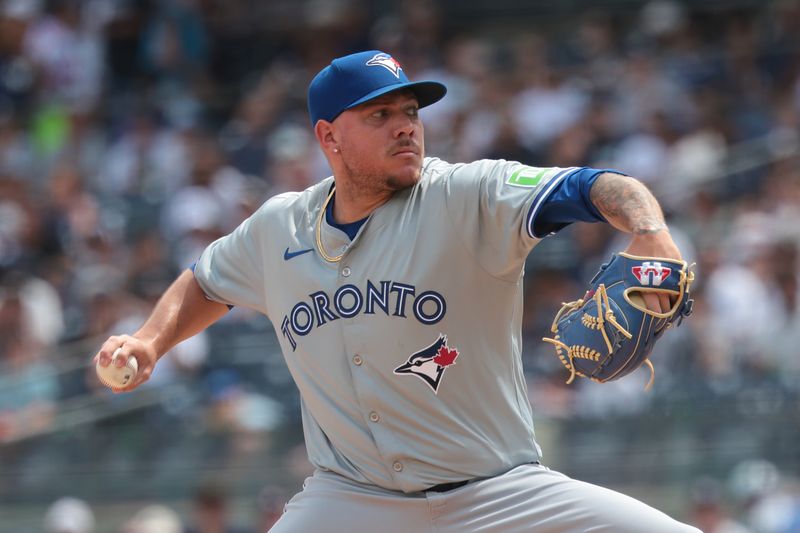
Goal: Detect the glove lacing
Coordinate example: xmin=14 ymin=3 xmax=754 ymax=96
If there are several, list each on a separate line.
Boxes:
xmin=543 ymin=284 xmax=656 ymax=389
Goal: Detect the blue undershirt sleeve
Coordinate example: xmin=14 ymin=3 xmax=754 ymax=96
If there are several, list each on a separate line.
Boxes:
xmin=531 ymin=168 xmax=625 ymax=238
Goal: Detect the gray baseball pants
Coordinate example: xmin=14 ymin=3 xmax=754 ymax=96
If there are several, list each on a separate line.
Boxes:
xmin=268 ymin=463 xmax=701 ymax=532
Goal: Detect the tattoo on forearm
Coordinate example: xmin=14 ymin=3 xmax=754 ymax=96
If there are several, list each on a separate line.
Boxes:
xmin=590 ymin=173 xmax=668 ymax=235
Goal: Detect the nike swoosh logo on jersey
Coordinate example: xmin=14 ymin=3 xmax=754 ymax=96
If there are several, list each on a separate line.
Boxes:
xmin=284 ymin=247 xmax=314 ymax=260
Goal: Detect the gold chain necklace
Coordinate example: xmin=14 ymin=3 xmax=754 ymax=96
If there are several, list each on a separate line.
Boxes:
xmin=315 ymin=186 xmax=344 ymax=263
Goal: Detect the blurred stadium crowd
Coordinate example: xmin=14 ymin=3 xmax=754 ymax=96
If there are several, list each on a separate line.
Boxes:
xmin=2 ymin=0 xmax=800 ymax=531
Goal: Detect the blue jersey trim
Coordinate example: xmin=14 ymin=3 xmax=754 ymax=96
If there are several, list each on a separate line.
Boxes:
xmin=525 ymin=167 xmax=578 ymax=239
xmin=527 ymin=168 xmax=626 ymax=238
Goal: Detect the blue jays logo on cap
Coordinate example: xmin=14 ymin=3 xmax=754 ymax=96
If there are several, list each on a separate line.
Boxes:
xmin=365 ymin=52 xmax=403 ymax=78
xmin=307 ymin=50 xmax=447 ymax=125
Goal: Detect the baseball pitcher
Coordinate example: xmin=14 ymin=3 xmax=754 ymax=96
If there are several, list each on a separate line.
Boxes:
xmin=95 ymin=50 xmax=699 ymax=532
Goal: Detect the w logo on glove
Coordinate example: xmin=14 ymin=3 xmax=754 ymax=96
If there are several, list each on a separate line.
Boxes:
xmin=631 ymin=262 xmax=672 ymax=286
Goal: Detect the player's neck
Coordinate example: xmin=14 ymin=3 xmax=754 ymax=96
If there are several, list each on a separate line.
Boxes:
xmin=330 ymin=182 xmax=393 ymax=224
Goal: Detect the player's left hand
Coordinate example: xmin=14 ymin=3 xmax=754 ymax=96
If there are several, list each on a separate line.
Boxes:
xmin=623 ymin=230 xmax=682 ymax=313
xmin=543 ymin=250 xmax=695 ymax=388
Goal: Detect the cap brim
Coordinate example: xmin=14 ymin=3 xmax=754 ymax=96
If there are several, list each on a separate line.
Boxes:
xmin=343 ymin=81 xmax=447 ymax=114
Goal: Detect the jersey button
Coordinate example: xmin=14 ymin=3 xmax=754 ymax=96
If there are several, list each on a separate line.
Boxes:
xmin=353 ymin=354 xmax=363 ymax=366
xmin=393 ymin=461 xmax=403 ymax=472
xmin=369 ymin=411 xmax=380 ymax=423
xmin=342 ymin=267 xmax=351 ymax=277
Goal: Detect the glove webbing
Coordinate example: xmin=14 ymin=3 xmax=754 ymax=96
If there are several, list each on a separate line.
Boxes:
xmin=543 ymin=284 xmax=656 ymax=390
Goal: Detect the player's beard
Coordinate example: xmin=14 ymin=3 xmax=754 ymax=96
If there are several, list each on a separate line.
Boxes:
xmin=384 ymin=169 xmax=421 ymax=191
xmin=340 ymin=145 xmax=423 ymax=194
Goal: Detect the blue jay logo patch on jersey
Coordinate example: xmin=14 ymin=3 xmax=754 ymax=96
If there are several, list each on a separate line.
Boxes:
xmin=365 ymin=53 xmax=403 ymax=78
xmin=394 ymin=334 xmax=459 ymax=394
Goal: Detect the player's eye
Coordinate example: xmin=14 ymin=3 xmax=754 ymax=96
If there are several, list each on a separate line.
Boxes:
xmin=371 ymin=109 xmax=388 ymax=119
xmin=406 ymin=107 xmax=419 ymax=117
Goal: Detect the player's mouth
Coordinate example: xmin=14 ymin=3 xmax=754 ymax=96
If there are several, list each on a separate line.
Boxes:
xmin=391 ymin=144 xmax=421 ymax=157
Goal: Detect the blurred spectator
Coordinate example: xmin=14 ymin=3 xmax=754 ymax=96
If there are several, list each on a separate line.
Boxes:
xmin=689 ymin=477 xmax=751 ymax=533
xmin=97 ymin=108 xmax=190 ymax=202
xmin=205 ymin=368 xmax=283 ymax=453
xmin=123 ymin=504 xmax=183 ymax=533
xmin=44 ymin=496 xmax=95 ymax=533
xmin=160 ymin=131 xmax=246 ymax=267
xmin=126 ymin=230 xmax=178 ymax=300
xmin=413 ymin=36 xmax=487 ymax=152
xmin=138 ymin=0 xmax=208 ymax=129
xmin=511 ymin=54 xmax=589 ymax=151
xmin=218 ymin=70 xmax=287 ymax=178
xmin=0 ymin=271 xmax=59 ymax=442
xmin=612 ymin=51 xmax=695 ymax=135
xmin=610 ymin=111 xmax=672 ymax=186
xmin=255 ymin=485 xmax=286 ymax=532
xmin=0 ymin=0 xmax=40 ymax=114
xmin=0 ymin=183 xmax=36 ymax=269
xmin=22 ymin=0 xmax=104 ymax=111
xmin=138 ymin=0 xmax=209 ymax=86
xmin=0 ymin=109 xmax=34 ymax=176
xmin=705 ymin=213 xmax=786 ymax=366
xmin=263 ymin=122 xmax=322 ymax=196
xmin=658 ymin=103 xmax=728 ymax=211
xmin=729 ymin=460 xmax=800 ymax=533
xmin=184 ymin=483 xmax=253 ymax=533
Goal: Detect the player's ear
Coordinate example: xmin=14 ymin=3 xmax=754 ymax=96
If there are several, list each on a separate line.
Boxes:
xmin=314 ymin=120 xmax=339 ymax=155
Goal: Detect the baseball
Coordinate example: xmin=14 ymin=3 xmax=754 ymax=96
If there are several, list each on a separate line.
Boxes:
xmin=96 ymin=347 xmax=139 ymax=389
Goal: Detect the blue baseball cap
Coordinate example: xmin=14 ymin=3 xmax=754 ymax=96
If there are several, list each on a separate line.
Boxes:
xmin=307 ymin=50 xmax=447 ymax=126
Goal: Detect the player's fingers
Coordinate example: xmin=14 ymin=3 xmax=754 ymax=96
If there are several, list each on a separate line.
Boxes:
xmin=96 ymin=337 xmax=124 ymax=366
xmin=658 ymin=292 xmax=671 ymax=313
xmin=118 ymin=339 xmax=153 ymax=367
xmin=642 ymin=292 xmax=662 ymax=313
xmin=113 ymin=369 xmax=149 ymax=394
xmin=121 ymin=346 xmax=156 ymax=391
xmin=114 ymin=345 xmax=132 ymax=368
xmin=111 ymin=335 xmax=139 ymax=368
xmin=109 ymin=362 xmax=146 ymax=394
xmin=94 ymin=337 xmax=148 ymax=393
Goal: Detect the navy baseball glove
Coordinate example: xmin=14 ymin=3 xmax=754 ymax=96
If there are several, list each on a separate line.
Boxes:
xmin=543 ymin=253 xmax=694 ymax=389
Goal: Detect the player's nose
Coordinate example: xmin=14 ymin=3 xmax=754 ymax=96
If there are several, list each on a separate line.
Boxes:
xmin=391 ymin=115 xmax=417 ymax=138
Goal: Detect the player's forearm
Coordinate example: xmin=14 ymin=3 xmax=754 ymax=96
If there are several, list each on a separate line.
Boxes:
xmin=589 ymin=172 xmax=667 ymax=235
xmin=134 ymin=269 xmax=229 ymax=359
xmin=590 ymin=172 xmax=682 ymax=260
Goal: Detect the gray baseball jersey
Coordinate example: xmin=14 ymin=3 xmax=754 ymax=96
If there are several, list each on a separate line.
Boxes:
xmin=194 ymin=157 xmax=578 ymax=493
